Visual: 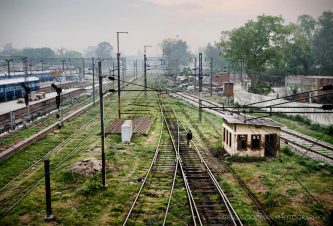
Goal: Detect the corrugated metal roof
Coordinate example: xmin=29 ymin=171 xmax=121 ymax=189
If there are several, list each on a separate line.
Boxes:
xmin=0 ymin=77 xmax=39 ymax=85
xmin=222 ymin=114 xmax=282 ymax=128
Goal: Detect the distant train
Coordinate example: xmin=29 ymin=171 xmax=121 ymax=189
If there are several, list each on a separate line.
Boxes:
xmin=0 ymin=70 xmax=56 ymax=82
xmin=0 ymin=77 xmax=40 ymax=102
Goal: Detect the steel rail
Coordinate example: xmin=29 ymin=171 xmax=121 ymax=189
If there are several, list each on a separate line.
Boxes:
xmin=0 ymin=92 xmax=119 ymax=214
xmin=123 ymin=99 xmax=166 ymax=225
xmin=0 ymin=79 xmax=138 ymax=220
xmin=166 ymin=97 xmax=242 ymax=226
xmin=0 ymin=83 xmax=122 ymax=193
xmin=177 ymin=92 xmax=333 ymax=162
xmin=159 ymin=96 xmax=200 ymax=226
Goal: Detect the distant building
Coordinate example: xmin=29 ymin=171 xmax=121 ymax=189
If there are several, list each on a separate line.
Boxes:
xmin=285 ymin=75 xmax=333 ymax=103
xmin=222 ymin=114 xmax=282 ymax=158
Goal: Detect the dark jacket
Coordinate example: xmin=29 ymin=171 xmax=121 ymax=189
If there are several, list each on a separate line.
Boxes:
xmin=187 ymin=131 xmax=192 ymax=140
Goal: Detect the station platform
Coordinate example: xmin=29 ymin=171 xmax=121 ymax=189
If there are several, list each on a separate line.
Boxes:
xmin=0 ymin=88 xmax=81 ymax=115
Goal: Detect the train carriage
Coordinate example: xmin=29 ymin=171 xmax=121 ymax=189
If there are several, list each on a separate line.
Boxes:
xmin=0 ymin=77 xmax=40 ymax=102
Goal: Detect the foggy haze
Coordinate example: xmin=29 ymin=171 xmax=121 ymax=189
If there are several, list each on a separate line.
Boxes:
xmin=0 ymin=0 xmax=332 ymax=56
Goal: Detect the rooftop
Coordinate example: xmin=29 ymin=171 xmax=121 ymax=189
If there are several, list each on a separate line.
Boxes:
xmin=222 ymin=114 xmax=283 ymax=128
xmin=0 ymin=77 xmax=39 ymax=85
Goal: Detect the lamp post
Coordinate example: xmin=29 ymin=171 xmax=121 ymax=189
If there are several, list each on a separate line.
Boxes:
xmin=61 ymin=59 xmax=65 ymax=73
xmin=87 ymin=63 xmax=97 ymax=106
xmin=239 ymin=59 xmax=243 ymax=82
xmin=5 ymin=59 xmax=13 ymax=76
xmin=210 ymin=57 xmax=213 ymax=96
xmin=198 ymin=53 xmax=203 ymax=123
xmin=116 ymin=31 xmax=128 ymax=119
xmin=41 ymin=60 xmax=45 ymax=72
xmin=144 ymin=45 xmax=152 ymax=96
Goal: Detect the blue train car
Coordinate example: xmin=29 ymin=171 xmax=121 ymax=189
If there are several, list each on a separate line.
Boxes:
xmin=0 ymin=77 xmax=40 ymax=102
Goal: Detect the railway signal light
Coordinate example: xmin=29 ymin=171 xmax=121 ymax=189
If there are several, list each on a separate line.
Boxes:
xmin=322 ymin=84 xmax=333 ymax=91
xmin=22 ymin=84 xmax=31 ymax=107
xmin=24 ymin=93 xmax=29 ymax=107
xmin=55 ymin=95 xmax=61 ymax=109
xmin=51 ymin=83 xmax=63 ymax=127
xmin=51 ymin=83 xmax=62 ymax=94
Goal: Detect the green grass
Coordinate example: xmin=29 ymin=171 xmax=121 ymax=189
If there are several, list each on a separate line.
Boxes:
xmin=1 ymin=77 xmax=332 ymax=225
xmin=230 ymin=146 xmax=333 ymax=225
xmin=260 ymin=114 xmax=333 ymax=145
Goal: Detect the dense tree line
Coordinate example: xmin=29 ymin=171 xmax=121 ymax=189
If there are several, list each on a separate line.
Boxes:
xmin=0 ymin=41 xmax=115 ymax=60
xmin=219 ymin=11 xmax=333 ymax=92
xmin=0 ymin=43 xmax=83 ymax=59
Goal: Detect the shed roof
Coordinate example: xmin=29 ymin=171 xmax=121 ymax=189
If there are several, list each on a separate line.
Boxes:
xmin=0 ymin=77 xmax=39 ymax=86
xmin=222 ymin=114 xmax=282 ymax=128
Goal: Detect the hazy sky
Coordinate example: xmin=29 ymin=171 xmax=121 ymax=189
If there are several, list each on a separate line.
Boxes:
xmin=0 ymin=0 xmax=332 ymax=56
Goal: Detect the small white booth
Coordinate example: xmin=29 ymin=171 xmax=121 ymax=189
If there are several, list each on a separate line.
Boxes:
xmin=121 ymin=120 xmax=133 ymax=143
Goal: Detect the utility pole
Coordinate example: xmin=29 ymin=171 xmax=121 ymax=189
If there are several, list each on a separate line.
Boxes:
xmin=41 ymin=60 xmax=45 ymax=72
xmin=121 ymin=57 xmax=125 ymax=86
xmin=29 ymin=58 xmax=33 ymax=75
xmin=51 ymin=83 xmax=63 ymax=127
xmin=92 ymin=57 xmax=95 ymax=105
xmin=228 ymin=66 xmax=230 ymax=105
xmin=5 ymin=58 xmax=13 ymax=76
xmin=144 ymin=45 xmax=152 ymax=96
xmin=61 ymin=59 xmax=65 ymax=73
xmin=116 ymin=31 xmax=128 ymax=119
xmin=68 ymin=58 xmax=72 ymax=76
xmin=98 ymin=61 xmax=106 ymax=187
xmin=134 ymin=60 xmax=137 ymax=79
xmin=82 ymin=58 xmax=85 ymax=80
xmin=199 ymin=53 xmax=203 ymax=123
xmin=23 ymin=57 xmax=30 ymax=122
xmin=44 ymin=159 xmax=53 ymax=221
xmin=210 ymin=57 xmax=213 ymax=96
xmin=194 ymin=57 xmax=197 ymax=92
xmin=240 ymin=60 xmax=243 ymax=82
xmin=133 ymin=60 xmax=136 ymax=79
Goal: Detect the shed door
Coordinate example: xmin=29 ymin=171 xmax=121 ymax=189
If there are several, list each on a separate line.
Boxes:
xmin=265 ymin=134 xmax=277 ymax=157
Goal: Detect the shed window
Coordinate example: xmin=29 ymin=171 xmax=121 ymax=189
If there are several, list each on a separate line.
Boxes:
xmin=237 ymin=135 xmax=247 ymax=150
xmin=223 ymin=128 xmax=226 ymax=142
xmin=251 ymin=135 xmax=261 ymax=149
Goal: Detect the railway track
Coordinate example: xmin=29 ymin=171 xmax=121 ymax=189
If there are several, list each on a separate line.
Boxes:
xmin=0 ymin=90 xmax=120 ymax=220
xmin=123 ymin=100 xmax=178 ymax=225
xmin=281 ymin=128 xmax=333 ymax=161
xmin=173 ymin=92 xmax=333 ymax=163
xmin=0 ymin=94 xmax=92 ymax=148
xmin=0 ymin=89 xmax=86 ymax=135
xmin=160 ymin=94 xmax=243 ymax=225
xmin=0 ymin=78 xmax=142 ymax=220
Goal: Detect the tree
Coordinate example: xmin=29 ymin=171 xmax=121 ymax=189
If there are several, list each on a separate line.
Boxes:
xmin=56 ymin=48 xmax=82 ymax=58
xmin=297 ymin=15 xmax=316 ymax=39
xmin=21 ymin=47 xmax=56 ymax=59
xmin=204 ymin=43 xmax=226 ymax=71
xmin=161 ymin=38 xmax=192 ymax=74
xmin=0 ymin=43 xmax=17 ymax=56
xmin=95 ymin=42 xmax=113 ymax=58
xmin=284 ymin=15 xmax=316 ymax=75
xmin=219 ymin=15 xmax=291 ymax=81
xmin=312 ymin=11 xmax=333 ymax=75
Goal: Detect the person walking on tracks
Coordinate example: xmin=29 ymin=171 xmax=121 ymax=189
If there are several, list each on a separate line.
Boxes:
xmin=187 ymin=130 xmax=193 ymax=148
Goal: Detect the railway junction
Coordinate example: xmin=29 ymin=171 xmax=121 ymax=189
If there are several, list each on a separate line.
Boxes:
xmin=0 ymin=64 xmax=332 ymax=225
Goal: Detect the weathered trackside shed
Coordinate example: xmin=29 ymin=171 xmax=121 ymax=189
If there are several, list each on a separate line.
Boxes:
xmin=222 ymin=115 xmax=282 ymax=157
